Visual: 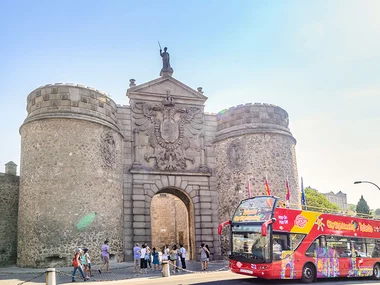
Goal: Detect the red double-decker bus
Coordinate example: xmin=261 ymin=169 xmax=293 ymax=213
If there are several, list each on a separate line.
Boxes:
xmin=218 ymin=196 xmax=380 ymax=283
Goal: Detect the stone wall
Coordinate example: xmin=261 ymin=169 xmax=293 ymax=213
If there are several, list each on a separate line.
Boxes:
xmin=18 ymin=84 xmax=124 ymax=268
xmin=214 ymin=103 xmax=299 ymax=256
xmin=0 ymin=173 xmax=19 ymax=265
xmin=116 ymin=106 xmax=134 ymax=260
xmin=150 ymin=193 xmax=189 ymax=250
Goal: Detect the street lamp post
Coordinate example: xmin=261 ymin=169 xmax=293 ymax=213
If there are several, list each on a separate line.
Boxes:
xmin=354 ymin=180 xmax=380 ymax=191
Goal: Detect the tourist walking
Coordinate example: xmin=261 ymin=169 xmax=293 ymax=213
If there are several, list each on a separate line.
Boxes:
xmin=179 ymin=244 xmax=186 ymax=269
xmin=84 ymin=248 xmax=92 ymax=277
xmin=199 ymin=243 xmax=209 ymax=271
xmin=81 ymin=248 xmax=90 ymax=279
xmin=152 ymin=247 xmax=160 ymax=271
xmin=139 ymin=244 xmax=148 ymax=274
xmin=169 ymin=245 xmax=178 ymax=273
xmin=98 ymin=240 xmax=110 ymax=274
xmin=72 ymin=248 xmax=87 ymax=282
xmin=133 ymin=243 xmax=141 ymax=273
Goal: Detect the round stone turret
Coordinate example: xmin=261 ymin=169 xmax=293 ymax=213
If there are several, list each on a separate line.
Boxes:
xmin=214 ymin=103 xmax=299 ymax=255
xmin=18 ymin=83 xmax=124 ymax=267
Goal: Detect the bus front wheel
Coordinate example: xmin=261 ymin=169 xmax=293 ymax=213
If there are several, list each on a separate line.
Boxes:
xmin=301 ymin=263 xmax=315 ymax=283
xmin=373 ymin=263 xmax=380 ymax=280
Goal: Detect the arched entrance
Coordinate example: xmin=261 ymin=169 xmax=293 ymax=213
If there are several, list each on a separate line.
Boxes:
xmin=150 ymin=187 xmax=195 ymax=259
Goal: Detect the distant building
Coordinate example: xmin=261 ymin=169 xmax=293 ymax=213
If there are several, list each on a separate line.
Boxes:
xmin=0 ymin=161 xmax=19 ymax=265
xmin=322 ymin=191 xmax=347 ymax=210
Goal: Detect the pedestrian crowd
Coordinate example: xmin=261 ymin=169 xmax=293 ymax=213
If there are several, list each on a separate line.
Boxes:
xmin=133 ymin=242 xmax=189 ymax=274
xmin=71 ymin=239 xmax=211 ymax=281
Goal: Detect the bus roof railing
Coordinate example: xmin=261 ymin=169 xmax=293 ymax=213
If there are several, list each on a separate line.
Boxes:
xmin=277 ymin=200 xmax=379 ymax=220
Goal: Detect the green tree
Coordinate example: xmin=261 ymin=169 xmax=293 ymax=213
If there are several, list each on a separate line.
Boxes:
xmin=304 ymin=187 xmax=340 ymax=213
xmin=375 ymin=208 xmax=380 ymax=217
xmin=356 ymin=195 xmax=371 ymax=217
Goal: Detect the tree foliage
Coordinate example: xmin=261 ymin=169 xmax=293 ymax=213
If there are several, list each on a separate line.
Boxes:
xmin=356 ymin=195 xmax=371 ymax=217
xmin=375 ymin=208 xmax=380 ymax=217
xmin=304 ymin=187 xmax=340 ymax=213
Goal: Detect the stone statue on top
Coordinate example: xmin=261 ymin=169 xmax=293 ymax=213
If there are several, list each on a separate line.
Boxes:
xmin=159 ymin=44 xmax=174 ymax=77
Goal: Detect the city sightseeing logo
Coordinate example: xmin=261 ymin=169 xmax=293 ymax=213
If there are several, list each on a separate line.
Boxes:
xmin=326 ymin=220 xmax=373 ymax=233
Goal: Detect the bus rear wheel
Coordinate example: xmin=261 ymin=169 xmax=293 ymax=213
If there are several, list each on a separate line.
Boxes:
xmin=301 ymin=263 xmax=315 ymax=283
xmin=373 ymin=263 xmax=380 ymax=280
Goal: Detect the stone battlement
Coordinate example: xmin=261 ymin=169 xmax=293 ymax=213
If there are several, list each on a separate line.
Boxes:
xmin=24 ymin=83 xmax=120 ymax=132
xmin=215 ymin=102 xmax=293 ymax=142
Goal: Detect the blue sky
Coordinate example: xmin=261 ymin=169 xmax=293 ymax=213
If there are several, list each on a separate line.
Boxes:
xmin=1 ymin=0 xmax=380 ymax=209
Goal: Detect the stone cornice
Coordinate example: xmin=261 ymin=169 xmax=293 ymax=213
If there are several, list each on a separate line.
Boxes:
xmin=214 ymin=123 xmax=296 ymax=144
xmin=20 ymin=112 xmax=123 ymax=136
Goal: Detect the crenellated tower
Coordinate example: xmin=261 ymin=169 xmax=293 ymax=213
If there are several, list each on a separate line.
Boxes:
xmin=18 ymin=84 xmax=124 ymax=267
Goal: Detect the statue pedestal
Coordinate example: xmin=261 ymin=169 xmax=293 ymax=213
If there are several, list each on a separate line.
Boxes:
xmin=160 ymin=68 xmax=174 ymax=77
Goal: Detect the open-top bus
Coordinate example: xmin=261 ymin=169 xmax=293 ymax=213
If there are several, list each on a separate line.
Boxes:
xmin=218 ymin=196 xmax=380 ymax=283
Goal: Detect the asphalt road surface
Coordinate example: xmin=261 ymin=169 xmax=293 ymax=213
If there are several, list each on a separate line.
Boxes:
xmin=2 ymin=270 xmax=380 ymax=285
xmin=103 ymin=272 xmax=380 ymax=285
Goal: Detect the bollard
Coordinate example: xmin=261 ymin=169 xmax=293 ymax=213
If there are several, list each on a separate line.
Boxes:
xmin=161 ymin=261 xmax=170 ymax=277
xmin=46 ymin=268 xmax=56 ymax=285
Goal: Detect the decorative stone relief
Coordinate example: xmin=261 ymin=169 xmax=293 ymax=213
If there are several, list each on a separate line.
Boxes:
xmin=132 ymin=93 xmax=203 ymax=171
xmin=227 ymin=140 xmax=244 ymax=169
xmin=100 ymin=131 xmax=116 ymax=169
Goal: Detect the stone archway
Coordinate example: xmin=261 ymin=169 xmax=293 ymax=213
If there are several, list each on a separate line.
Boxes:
xmin=150 ymin=187 xmax=195 ymax=260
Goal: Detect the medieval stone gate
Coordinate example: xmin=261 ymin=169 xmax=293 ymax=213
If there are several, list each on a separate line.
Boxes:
xmin=121 ymin=76 xmax=220 ymax=260
xmin=11 ymin=49 xmax=299 ymax=267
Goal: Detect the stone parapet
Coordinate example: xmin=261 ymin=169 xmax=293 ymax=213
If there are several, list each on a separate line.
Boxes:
xmin=24 ymin=83 xmax=120 ymax=133
xmin=215 ymin=103 xmax=294 ymax=142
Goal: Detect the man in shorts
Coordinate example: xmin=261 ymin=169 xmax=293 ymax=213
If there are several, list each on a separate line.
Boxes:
xmin=133 ymin=243 xmax=141 ymax=273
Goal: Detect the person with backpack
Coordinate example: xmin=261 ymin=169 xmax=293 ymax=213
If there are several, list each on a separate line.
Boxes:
xmin=72 ymin=248 xmax=87 ymax=282
xmin=205 ymin=244 xmax=210 ymax=270
xmin=199 ymin=243 xmax=209 ymax=271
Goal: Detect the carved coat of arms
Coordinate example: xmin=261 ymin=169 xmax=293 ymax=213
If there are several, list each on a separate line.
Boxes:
xmin=132 ymin=94 xmax=203 ymax=171
xmin=100 ymin=131 xmax=116 ymax=169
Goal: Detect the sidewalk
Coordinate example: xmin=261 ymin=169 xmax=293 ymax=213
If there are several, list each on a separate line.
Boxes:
xmin=0 ymin=260 xmax=230 ymax=285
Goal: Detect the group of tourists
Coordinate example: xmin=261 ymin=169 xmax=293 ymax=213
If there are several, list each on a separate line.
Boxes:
xmin=71 ymin=240 xmax=109 ymax=282
xmin=71 ymin=248 xmax=92 ymax=282
xmin=72 ymin=240 xmax=212 ymax=281
xmin=133 ymin=243 xmax=187 ymax=274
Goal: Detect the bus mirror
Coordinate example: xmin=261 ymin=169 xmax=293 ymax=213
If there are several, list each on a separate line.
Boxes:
xmin=261 ymin=223 xmax=268 ymax=237
xmin=218 ymin=220 xmax=231 ymax=235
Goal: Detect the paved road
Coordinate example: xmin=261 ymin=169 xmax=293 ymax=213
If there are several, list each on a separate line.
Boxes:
xmin=98 ymin=272 xmax=380 ymax=285
xmin=2 ymin=270 xmax=380 ymax=285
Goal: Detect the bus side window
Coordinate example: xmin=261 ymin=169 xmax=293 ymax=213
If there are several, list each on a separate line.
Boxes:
xmin=305 ymin=238 xmax=319 ymax=257
xmin=366 ymin=238 xmax=380 ymax=258
xmin=351 ymin=238 xmax=367 ymax=257
xmin=290 ymin=234 xmax=306 ymax=251
xmin=326 ymin=236 xmax=349 ymax=257
xmin=372 ymin=240 xmax=380 ymax=258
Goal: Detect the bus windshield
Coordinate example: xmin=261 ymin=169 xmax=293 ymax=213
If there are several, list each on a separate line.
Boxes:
xmin=232 ymin=197 xmax=276 ymax=223
xmin=231 ymin=224 xmax=271 ymax=262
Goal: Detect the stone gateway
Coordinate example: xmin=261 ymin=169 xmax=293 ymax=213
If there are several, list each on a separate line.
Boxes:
xmin=12 ymin=53 xmax=300 ymax=267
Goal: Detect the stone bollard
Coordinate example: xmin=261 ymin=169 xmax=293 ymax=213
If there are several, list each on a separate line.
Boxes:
xmin=46 ymin=268 xmax=56 ymax=285
xmin=161 ymin=261 xmax=170 ymax=277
